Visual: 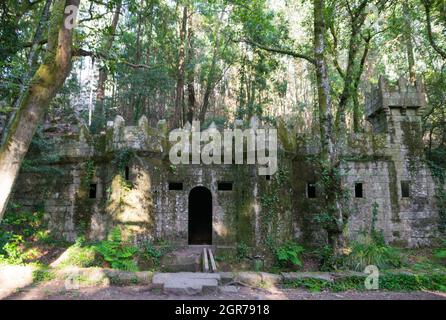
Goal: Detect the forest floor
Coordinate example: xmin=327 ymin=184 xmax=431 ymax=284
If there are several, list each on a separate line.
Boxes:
xmin=6 ymin=281 xmax=446 ymax=300
xmin=5 ymin=279 xmax=446 ymax=300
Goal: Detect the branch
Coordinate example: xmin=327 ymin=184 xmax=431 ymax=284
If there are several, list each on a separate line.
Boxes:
xmin=72 ymin=48 xmax=153 ymax=69
xmin=424 ymin=1 xmax=446 ymax=59
xmin=329 ymin=24 xmax=345 ymax=79
xmin=237 ymin=38 xmax=316 ymax=65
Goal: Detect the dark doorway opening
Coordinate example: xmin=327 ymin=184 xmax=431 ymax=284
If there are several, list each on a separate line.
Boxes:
xmin=188 ymin=186 xmax=212 ymax=245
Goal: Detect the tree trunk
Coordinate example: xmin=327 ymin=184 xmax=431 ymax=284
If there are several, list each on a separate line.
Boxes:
xmin=174 ymin=6 xmax=187 ymax=127
xmin=314 ymin=0 xmax=346 ymax=254
xmin=199 ymin=21 xmax=221 ymax=123
xmin=313 ymin=0 xmax=334 ymax=163
xmin=1 ymin=0 xmax=53 ymax=145
xmin=186 ymin=12 xmax=196 ymax=124
xmin=403 ymin=4 xmax=416 ymax=82
xmin=0 ymin=0 xmax=80 ymax=220
xmin=91 ymin=0 xmax=122 ymax=133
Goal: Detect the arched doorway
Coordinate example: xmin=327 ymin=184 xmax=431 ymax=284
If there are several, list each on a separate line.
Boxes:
xmin=188 ymin=186 xmax=212 ymax=245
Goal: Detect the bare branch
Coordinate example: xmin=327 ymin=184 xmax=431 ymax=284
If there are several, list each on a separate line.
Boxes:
xmin=236 ymin=38 xmax=316 ymax=65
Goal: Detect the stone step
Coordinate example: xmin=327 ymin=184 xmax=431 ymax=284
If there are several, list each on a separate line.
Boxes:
xmin=153 ymin=272 xmax=221 ymax=295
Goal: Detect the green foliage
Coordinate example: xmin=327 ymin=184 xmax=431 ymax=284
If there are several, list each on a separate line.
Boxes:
xmin=290 ymin=278 xmax=330 ymax=293
xmin=141 ymin=240 xmax=171 ymax=268
xmin=113 ymin=148 xmax=134 ymax=176
xmin=32 ymin=267 xmax=55 ymax=283
xmin=0 ymin=234 xmax=28 ymax=265
xmin=94 ymin=227 xmax=139 ymax=271
xmin=58 ymin=238 xmax=97 ymax=268
xmin=274 ymin=241 xmax=304 ymax=267
xmin=236 ymin=242 xmax=249 ymax=261
xmin=286 ymin=273 xmax=446 ymax=292
xmin=434 ymin=239 xmax=446 ymax=264
xmin=82 ymin=160 xmax=96 ymax=188
xmin=0 ymin=204 xmax=53 ymax=265
xmin=316 ymin=245 xmax=345 ymax=271
xmin=427 ymin=160 xmax=446 ymax=232
xmin=343 ymin=232 xmax=402 ymax=271
xmin=379 ymin=273 xmax=446 ymax=292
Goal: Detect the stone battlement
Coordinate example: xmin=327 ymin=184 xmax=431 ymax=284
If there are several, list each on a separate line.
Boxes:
xmin=366 ymin=75 xmax=427 ymax=119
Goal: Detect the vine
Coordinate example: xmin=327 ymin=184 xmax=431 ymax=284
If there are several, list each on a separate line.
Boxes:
xmin=428 ymin=160 xmax=446 ymax=233
xmin=259 ymin=164 xmax=291 ymax=254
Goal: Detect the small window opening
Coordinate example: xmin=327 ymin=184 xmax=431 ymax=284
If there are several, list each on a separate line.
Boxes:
xmin=265 ymin=175 xmax=271 ymax=181
xmin=89 ymin=184 xmax=97 ymax=199
xmin=218 ymin=182 xmax=233 ymax=191
xmin=125 ymin=166 xmax=130 ymax=181
xmin=169 ymin=182 xmax=183 ymax=191
xmin=307 ymin=183 xmax=316 ymax=198
xmin=401 ymin=181 xmax=410 ymax=198
xmin=355 ymin=183 xmax=363 ymax=198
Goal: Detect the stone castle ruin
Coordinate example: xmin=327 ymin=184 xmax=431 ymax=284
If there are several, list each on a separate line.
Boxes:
xmin=10 ymin=76 xmax=443 ymax=249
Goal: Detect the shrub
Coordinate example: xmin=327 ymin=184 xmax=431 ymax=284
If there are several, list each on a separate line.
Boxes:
xmin=141 ymin=241 xmax=170 ymax=267
xmin=0 ymin=234 xmax=32 ymax=265
xmin=434 ymin=240 xmax=446 ymax=264
xmin=94 ymin=228 xmax=139 ymax=271
xmin=343 ymin=232 xmax=402 ymax=271
xmin=275 ymin=241 xmax=304 ymax=267
xmin=287 ymin=273 xmax=446 ymax=292
xmin=58 ymin=238 xmax=97 ymax=268
xmin=236 ymin=242 xmax=249 ymax=261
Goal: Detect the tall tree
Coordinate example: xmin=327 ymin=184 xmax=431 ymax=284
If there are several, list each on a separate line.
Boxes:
xmin=174 ymin=5 xmax=188 ymax=127
xmin=1 ymin=0 xmax=53 ymax=145
xmin=186 ymin=11 xmax=196 ymax=123
xmin=91 ymin=0 xmax=122 ymax=133
xmin=0 ymin=0 xmax=80 ymax=220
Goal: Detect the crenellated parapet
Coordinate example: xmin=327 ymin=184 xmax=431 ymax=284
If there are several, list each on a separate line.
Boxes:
xmin=366 ymin=75 xmax=427 ymax=119
xmin=366 ymin=76 xmax=428 ymax=137
xmin=107 ymin=115 xmax=167 ymax=153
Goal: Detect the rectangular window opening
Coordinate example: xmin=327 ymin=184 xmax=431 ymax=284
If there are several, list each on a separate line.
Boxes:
xmin=218 ymin=182 xmax=233 ymax=191
xmin=401 ymin=181 xmax=410 ymax=198
xmin=125 ymin=166 xmax=130 ymax=181
xmin=307 ymin=183 xmax=316 ymax=198
xmin=168 ymin=182 xmax=183 ymax=191
xmin=89 ymin=184 xmax=97 ymax=199
xmin=265 ymin=175 xmax=271 ymax=181
xmin=355 ymin=183 xmax=363 ymax=198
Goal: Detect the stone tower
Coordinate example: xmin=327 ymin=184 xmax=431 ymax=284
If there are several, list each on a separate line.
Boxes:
xmin=364 ymin=76 xmax=439 ymax=246
xmin=366 ymin=75 xmax=427 ymax=144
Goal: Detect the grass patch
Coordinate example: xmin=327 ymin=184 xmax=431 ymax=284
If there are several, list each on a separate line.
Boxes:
xmin=32 ymin=267 xmax=55 ymax=283
xmin=284 ymin=273 xmax=446 ymax=292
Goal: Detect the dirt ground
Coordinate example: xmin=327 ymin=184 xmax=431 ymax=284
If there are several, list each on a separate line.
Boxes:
xmin=5 ymin=280 xmax=446 ymax=300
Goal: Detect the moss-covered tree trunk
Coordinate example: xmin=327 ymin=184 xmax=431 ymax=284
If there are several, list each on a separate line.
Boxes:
xmin=91 ymin=0 xmax=122 ymax=133
xmin=313 ymin=0 xmax=346 ymax=254
xmin=0 ymin=0 xmax=80 ymax=220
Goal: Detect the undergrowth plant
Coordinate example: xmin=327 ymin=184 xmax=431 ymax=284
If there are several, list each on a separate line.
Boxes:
xmin=343 ymin=232 xmax=402 ymax=271
xmin=58 ymin=236 xmax=97 ymax=268
xmin=274 ymin=241 xmax=304 ymax=268
xmin=95 ymin=227 xmax=139 ymax=271
xmin=236 ymin=242 xmax=249 ymax=262
xmin=0 ymin=204 xmax=51 ymax=265
xmin=141 ymin=240 xmax=171 ymax=268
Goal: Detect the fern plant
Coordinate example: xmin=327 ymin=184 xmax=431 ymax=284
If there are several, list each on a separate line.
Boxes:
xmin=275 ymin=241 xmax=304 ymax=267
xmin=95 ymin=228 xmax=139 ymax=271
xmin=434 ymin=240 xmax=446 ymax=264
xmin=343 ymin=232 xmax=402 ymax=271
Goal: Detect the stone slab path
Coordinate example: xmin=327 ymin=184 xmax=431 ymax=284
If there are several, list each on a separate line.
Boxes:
xmin=153 ymin=272 xmax=221 ymax=295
